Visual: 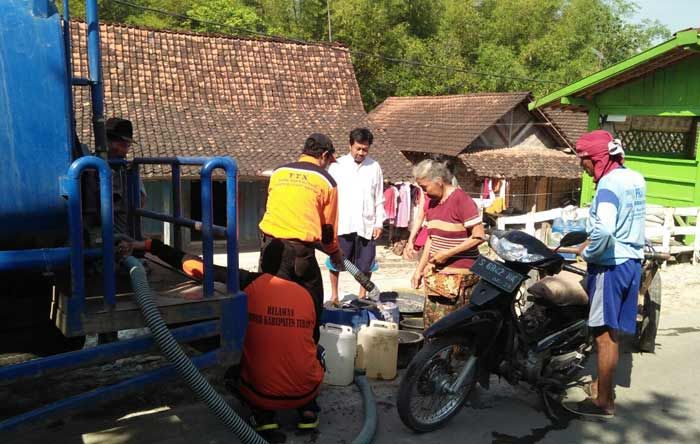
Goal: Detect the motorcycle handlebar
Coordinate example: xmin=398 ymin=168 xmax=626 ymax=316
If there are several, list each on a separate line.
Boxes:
xmin=644 ymin=251 xmax=671 ymax=262
xmin=560 ymin=252 xmax=669 ymax=277
xmin=488 ymin=228 xmax=671 ymax=264
xmin=562 ymin=263 xmax=587 ymax=277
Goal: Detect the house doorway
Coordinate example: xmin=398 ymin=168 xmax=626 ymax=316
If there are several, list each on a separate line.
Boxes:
xmin=189 ymin=180 xmax=268 ymax=250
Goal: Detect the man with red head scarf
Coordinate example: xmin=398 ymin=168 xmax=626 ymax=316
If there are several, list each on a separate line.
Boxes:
xmin=563 ymin=130 xmax=646 ymax=418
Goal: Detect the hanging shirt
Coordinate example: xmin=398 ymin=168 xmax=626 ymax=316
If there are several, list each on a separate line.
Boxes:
xmin=498 ymin=179 xmax=507 ymax=199
xmin=384 ymin=186 xmax=397 ymax=221
xmin=481 ymin=178 xmax=491 ymax=200
xmin=328 ymin=154 xmax=385 ymax=240
xmin=395 ymin=183 xmax=412 ymax=228
xmin=481 ymin=178 xmax=495 ymax=208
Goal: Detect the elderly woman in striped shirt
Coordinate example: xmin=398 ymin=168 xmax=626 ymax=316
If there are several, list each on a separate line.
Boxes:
xmin=410 ymin=159 xmax=486 ymax=328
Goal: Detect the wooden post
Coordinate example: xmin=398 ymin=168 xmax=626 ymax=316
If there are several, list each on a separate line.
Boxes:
xmin=662 ymin=207 xmax=674 ymax=268
xmin=540 ymin=221 xmax=551 ymax=243
xmin=535 ymin=177 xmax=549 ymax=212
xmin=525 ymin=211 xmax=535 ymax=235
xmin=693 ymin=209 xmax=700 ymax=265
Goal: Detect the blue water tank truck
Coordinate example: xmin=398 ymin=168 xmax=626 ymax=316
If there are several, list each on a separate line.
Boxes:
xmin=0 ymin=0 xmax=250 ymax=433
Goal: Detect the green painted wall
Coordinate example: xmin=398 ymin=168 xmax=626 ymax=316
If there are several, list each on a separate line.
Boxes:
xmin=579 ymin=54 xmax=700 ymax=208
xmin=596 ymin=54 xmax=700 ymax=114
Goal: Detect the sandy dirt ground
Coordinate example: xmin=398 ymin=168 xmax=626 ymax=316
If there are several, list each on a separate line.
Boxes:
xmin=2 ymin=253 xmax=700 ymax=444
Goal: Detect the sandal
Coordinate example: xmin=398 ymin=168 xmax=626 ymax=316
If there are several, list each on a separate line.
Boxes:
xmin=255 ymin=423 xmax=287 ymax=443
xmin=323 ymin=300 xmax=341 ymax=309
xmin=562 ymin=397 xmax=614 ymax=419
xmin=582 ymin=381 xmax=616 ymax=400
xmin=297 ymin=411 xmax=320 ymax=430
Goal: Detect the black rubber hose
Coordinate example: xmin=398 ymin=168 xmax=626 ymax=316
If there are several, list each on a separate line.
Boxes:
xmin=122 ymin=256 xmax=268 ymax=444
xmin=352 ymin=372 xmax=378 ymax=444
xmin=343 ymin=258 xmax=381 ymax=300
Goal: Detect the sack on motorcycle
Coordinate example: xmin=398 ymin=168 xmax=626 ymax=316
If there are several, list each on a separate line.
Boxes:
xmin=527 ymin=270 xmax=589 ymax=306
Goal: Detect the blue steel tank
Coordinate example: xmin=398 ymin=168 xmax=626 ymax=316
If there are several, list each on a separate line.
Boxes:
xmin=0 ymin=0 xmax=75 ymax=249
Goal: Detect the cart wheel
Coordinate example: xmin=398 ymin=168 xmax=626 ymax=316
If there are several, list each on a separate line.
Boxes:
xmin=636 ymin=272 xmax=661 ymax=353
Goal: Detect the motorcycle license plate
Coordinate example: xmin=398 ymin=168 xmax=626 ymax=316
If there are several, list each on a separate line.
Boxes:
xmin=470 ymin=256 xmax=525 ymax=293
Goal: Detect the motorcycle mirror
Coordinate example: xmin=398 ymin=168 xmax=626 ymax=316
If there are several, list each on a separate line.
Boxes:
xmin=559 ymin=231 xmax=588 ymax=247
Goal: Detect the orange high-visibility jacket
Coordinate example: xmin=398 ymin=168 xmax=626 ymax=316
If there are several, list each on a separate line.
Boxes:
xmin=259 ymin=155 xmax=339 ymax=254
xmin=239 ymin=273 xmax=323 ymax=410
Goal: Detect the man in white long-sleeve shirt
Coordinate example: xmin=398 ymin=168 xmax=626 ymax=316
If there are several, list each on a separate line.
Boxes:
xmin=327 ymin=128 xmax=385 ymax=304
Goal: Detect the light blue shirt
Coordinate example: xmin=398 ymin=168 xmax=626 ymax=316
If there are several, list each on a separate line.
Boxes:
xmin=583 ymin=167 xmax=646 ymax=265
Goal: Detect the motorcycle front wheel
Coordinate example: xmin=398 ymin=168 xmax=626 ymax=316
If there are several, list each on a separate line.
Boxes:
xmin=397 ymin=335 xmax=478 ymax=432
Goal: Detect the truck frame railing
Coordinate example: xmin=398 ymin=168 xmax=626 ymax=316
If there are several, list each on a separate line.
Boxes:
xmin=0 ymin=153 xmax=247 ymax=431
xmin=64 ymin=156 xmax=117 ymax=333
xmin=129 ymin=156 xmax=247 ymax=361
xmin=128 ymin=156 xmax=242 ymax=299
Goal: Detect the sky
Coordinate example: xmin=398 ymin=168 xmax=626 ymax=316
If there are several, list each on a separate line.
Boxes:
xmin=632 ymin=0 xmax=699 ymax=33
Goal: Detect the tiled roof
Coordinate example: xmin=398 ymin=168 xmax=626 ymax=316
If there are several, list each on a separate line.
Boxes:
xmin=459 ymin=146 xmax=581 ymax=179
xmin=368 ymin=92 xmax=531 ymax=156
xmin=542 ymin=108 xmax=589 ymax=148
xmin=70 ymin=21 xmax=409 ymax=180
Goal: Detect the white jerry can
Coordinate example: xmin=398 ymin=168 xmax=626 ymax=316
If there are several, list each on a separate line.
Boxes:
xmin=356 ymin=320 xmax=399 ymax=380
xmin=318 ymin=323 xmax=357 ymax=386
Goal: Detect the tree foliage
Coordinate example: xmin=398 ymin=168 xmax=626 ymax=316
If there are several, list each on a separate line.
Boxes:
xmin=58 ymin=0 xmax=670 ymax=109
xmin=187 ymin=0 xmax=266 ymax=33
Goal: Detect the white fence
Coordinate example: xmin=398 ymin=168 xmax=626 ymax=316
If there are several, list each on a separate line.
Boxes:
xmin=496 ymin=206 xmax=700 ymax=265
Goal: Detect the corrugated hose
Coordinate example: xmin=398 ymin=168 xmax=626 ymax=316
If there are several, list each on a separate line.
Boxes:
xmin=352 ymin=372 xmax=378 ymax=444
xmin=122 ymin=256 xmax=268 ymax=444
xmin=342 ymin=258 xmax=381 ymax=300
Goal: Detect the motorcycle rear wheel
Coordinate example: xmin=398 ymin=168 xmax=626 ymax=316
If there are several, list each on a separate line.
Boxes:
xmin=397 ymin=335 xmax=477 ymax=433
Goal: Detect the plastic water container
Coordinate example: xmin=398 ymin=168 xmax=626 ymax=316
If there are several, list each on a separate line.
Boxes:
xmin=321 ymin=307 xmax=369 ymax=332
xmin=318 ymin=323 xmax=357 ymax=386
xmin=551 ymin=215 xmax=588 ymax=260
xmin=356 ymin=320 xmax=399 ymax=380
xmin=377 ymin=302 xmax=400 ymax=324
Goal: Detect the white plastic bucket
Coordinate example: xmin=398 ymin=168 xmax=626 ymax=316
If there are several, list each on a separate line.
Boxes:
xmin=318 ymin=323 xmax=357 ymax=386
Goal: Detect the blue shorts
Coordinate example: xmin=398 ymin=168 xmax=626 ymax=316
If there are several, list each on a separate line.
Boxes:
xmin=338 ymin=233 xmax=376 ymax=274
xmin=586 ymin=259 xmax=642 ymax=334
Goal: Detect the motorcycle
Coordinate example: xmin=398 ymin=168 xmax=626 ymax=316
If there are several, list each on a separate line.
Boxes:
xmin=396 ymin=229 xmax=666 ymax=432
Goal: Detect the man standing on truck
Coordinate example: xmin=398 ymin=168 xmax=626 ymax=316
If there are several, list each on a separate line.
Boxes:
xmin=98 ymin=117 xmax=146 ymax=345
xmin=105 ymin=117 xmax=146 ymax=234
xmin=563 ymin=130 xmax=646 ymax=419
xmin=258 ymin=133 xmax=344 ymax=341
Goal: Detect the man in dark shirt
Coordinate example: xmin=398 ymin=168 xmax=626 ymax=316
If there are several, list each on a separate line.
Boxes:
xmin=105 ymin=117 xmax=146 ymax=234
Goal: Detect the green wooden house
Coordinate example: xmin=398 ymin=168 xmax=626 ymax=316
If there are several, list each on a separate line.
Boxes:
xmin=530 ymin=28 xmax=700 ymax=207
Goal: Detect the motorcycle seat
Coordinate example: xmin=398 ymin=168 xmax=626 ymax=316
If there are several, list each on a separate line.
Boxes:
xmin=527 ymin=269 xmax=589 ymax=306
